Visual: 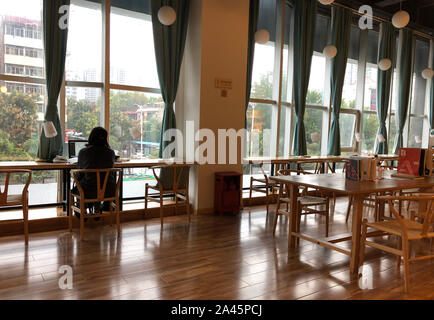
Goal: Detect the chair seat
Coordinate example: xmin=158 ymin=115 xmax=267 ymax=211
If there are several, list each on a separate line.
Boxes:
xmin=299 ymin=196 xmax=327 ymax=206
xmin=366 ymin=219 xmax=434 ymax=240
xmin=251 ymin=178 xmax=277 ymax=185
xmin=274 ymin=195 xmax=327 ymax=206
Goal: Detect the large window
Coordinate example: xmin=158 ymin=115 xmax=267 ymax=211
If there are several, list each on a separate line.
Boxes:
xmin=0 ymin=0 xmax=161 ymax=210
xmin=0 ymin=0 xmax=45 ymax=161
xmin=408 ymin=39 xmax=430 ymax=148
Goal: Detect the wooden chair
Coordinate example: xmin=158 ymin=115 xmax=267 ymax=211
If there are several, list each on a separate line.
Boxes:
xmin=360 ymin=195 xmax=434 ymax=292
xmin=145 ymin=164 xmax=190 ymax=227
xmin=0 ymin=170 xmax=32 ymax=244
xmin=249 ymin=163 xmax=279 ymax=214
xmin=69 ymin=169 xmax=122 ymax=241
xmin=272 ymin=169 xmax=330 ymax=237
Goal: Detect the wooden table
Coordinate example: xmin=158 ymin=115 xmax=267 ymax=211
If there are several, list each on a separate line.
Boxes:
xmin=0 ymin=159 xmax=192 ymax=212
xmin=270 ymin=172 xmax=434 ymax=274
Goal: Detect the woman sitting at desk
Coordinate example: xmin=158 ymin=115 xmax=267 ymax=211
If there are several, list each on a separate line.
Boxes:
xmin=72 ymin=127 xmax=115 ymax=218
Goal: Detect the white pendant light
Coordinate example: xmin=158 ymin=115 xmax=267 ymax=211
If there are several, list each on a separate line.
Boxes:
xmin=377 ymin=133 xmax=386 ymax=143
xmin=378 ymin=58 xmax=392 ymax=71
xmin=415 ymin=135 xmax=422 ymax=144
xmin=355 ymin=132 xmax=363 ymax=142
xmin=392 ymin=10 xmax=410 ymax=29
xmin=323 ymin=45 xmax=337 ymax=59
xmin=311 ymin=132 xmax=320 ymax=143
xmin=158 ymin=6 xmax=176 ymax=26
xmin=255 ymin=29 xmax=270 ymax=44
xmin=43 ymin=121 xmax=58 ymax=138
xmin=0 ymin=86 xmax=7 ymax=93
xmin=318 ymin=0 xmax=334 ymax=5
xmin=421 ymin=68 xmax=433 ymax=80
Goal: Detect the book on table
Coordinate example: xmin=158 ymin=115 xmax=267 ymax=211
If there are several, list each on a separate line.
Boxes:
xmin=393 ymin=148 xmax=433 ymax=178
xmin=345 ymin=156 xmax=377 ymax=181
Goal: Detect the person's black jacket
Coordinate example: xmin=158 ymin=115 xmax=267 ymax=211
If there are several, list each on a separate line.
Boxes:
xmin=75 ymin=145 xmax=116 ymax=199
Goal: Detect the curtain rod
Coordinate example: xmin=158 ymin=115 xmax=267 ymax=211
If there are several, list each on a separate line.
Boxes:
xmin=331 ymin=1 xmax=434 ymax=40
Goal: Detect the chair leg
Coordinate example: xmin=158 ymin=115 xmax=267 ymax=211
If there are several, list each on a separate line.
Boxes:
xmin=265 ymin=184 xmax=270 ymax=215
xmin=116 ymin=202 xmax=121 ymax=238
xmin=359 ymin=219 xmax=368 ymax=269
xmin=69 ymin=194 xmax=73 ymax=232
xmin=249 ymin=178 xmax=253 ymax=207
xmin=23 ymin=198 xmax=29 ymax=245
xmin=396 ymin=237 xmax=402 ymax=268
xmin=144 ymin=184 xmax=148 ymax=214
xmin=346 ymin=195 xmax=352 ymax=223
xmin=160 ymin=194 xmax=164 ymax=228
xmin=80 ymin=210 xmax=84 ymax=241
xmin=325 ymin=200 xmax=329 ymax=237
xmin=109 ymin=202 xmax=113 ymax=227
xmin=186 ymin=191 xmax=191 ymax=223
xmin=402 ymin=238 xmax=411 ymax=293
xmin=272 ymin=186 xmax=283 ymax=236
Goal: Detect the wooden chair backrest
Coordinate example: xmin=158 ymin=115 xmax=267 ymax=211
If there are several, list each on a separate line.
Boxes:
xmin=378 ymin=195 xmax=434 ymax=238
xmin=0 ymin=170 xmax=32 ymax=206
xmin=71 ymin=168 xmax=122 ymax=202
xmin=151 ymin=164 xmax=190 ymax=191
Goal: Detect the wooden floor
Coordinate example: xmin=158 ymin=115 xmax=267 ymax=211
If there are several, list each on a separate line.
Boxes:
xmin=0 ymin=197 xmax=433 ymax=300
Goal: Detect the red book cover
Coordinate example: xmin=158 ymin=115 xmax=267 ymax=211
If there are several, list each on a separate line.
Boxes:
xmin=397 ymin=148 xmax=422 ymax=176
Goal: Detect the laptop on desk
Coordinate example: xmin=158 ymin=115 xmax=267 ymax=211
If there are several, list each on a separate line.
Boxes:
xmin=68 ymin=139 xmax=88 ymax=159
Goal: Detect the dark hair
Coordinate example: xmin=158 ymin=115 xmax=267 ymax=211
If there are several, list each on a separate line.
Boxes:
xmin=87 ymin=127 xmax=109 ymax=148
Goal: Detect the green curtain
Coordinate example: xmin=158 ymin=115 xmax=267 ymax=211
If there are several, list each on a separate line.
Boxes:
xmin=393 ymin=29 xmax=414 ymax=154
xmin=151 ymin=0 xmax=190 ymax=158
xmin=375 ymin=23 xmax=395 ymax=154
xmin=37 ymin=0 xmax=70 ymax=161
xmin=292 ymin=0 xmax=317 ymax=156
xmin=326 ymin=6 xmax=351 ymax=156
xmin=245 ymin=0 xmax=259 ymax=124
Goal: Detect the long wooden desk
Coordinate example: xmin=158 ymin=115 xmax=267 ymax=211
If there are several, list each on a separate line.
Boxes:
xmin=0 ymin=159 xmax=192 ymax=212
xmin=270 ymin=172 xmax=434 ymax=274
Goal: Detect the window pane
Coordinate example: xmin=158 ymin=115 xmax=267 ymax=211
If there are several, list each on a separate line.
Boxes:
xmin=246 ymin=103 xmax=273 ymax=157
xmin=278 ymin=105 xmax=291 ymax=157
xmin=0 ymin=170 xmax=58 ymax=206
xmin=110 ymin=7 xmax=159 ymax=88
xmin=65 ymin=0 xmax=102 ymax=82
xmin=305 ymin=108 xmax=323 ymax=156
xmin=251 ymin=45 xmax=275 ymax=100
xmin=340 ymin=113 xmax=356 ymax=148
xmin=408 ymin=117 xmax=423 ymax=148
xmin=342 ymin=60 xmax=358 ymax=108
xmin=251 ymin=0 xmax=277 ymax=100
xmin=306 ymin=54 xmax=326 ymax=105
xmin=411 ymin=40 xmax=430 ymax=115
xmin=109 ymin=90 xmax=163 ymax=159
xmin=0 ymin=0 xmax=45 ymax=161
xmin=364 ymin=63 xmax=377 ymax=111
xmin=362 ymin=113 xmax=379 ymax=154
xmin=65 ymin=86 xmax=102 ymax=145
xmin=388 ymin=114 xmax=396 ymax=154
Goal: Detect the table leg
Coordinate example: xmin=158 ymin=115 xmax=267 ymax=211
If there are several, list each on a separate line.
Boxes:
xmin=65 ymin=169 xmax=71 ymax=216
xmin=288 ymin=183 xmax=298 ymax=248
xmin=350 ymin=194 xmax=364 ymax=274
xmin=62 ymin=169 xmax=67 ymax=212
xmin=119 ymin=168 xmax=124 ymax=212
